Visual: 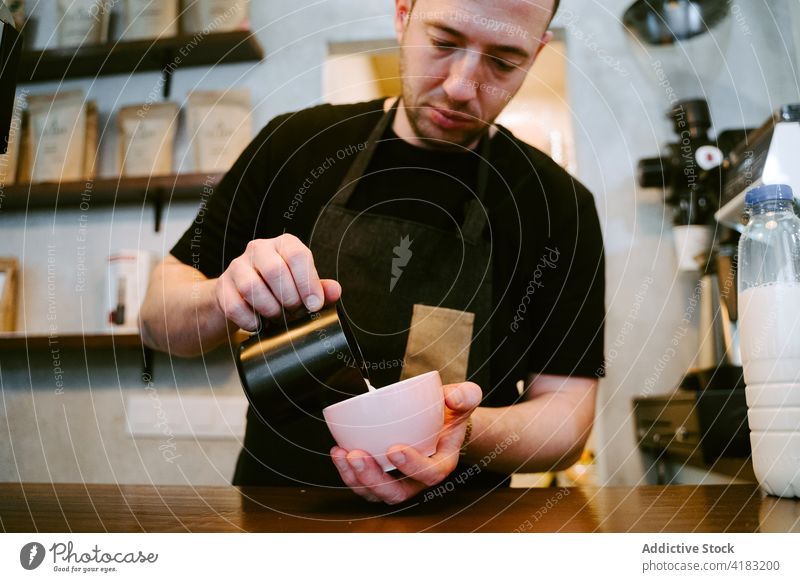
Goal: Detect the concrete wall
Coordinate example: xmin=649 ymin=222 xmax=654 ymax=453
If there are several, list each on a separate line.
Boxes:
xmin=1 ymin=0 xmax=798 ymax=486
xmin=561 ymin=0 xmax=799 ymax=485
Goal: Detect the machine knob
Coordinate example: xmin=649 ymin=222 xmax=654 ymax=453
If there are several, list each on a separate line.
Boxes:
xmin=637 ymin=156 xmax=670 ymax=189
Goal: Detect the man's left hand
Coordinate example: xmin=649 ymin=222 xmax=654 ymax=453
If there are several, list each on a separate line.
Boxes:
xmin=330 ymin=381 xmax=482 ymax=505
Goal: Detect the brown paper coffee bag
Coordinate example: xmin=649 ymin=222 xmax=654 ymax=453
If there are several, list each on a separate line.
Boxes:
xmin=56 ymin=0 xmax=111 ymax=47
xmin=122 ymin=0 xmax=178 ymax=40
xmin=186 ymin=90 xmax=251 ymax=173
xmin=118 ymin=103 xmax=178 ymax=178
xmin=182 ymin=0 xmax=250 ymax=34
xmin=27 ymin=91 xmax=88 ymax=184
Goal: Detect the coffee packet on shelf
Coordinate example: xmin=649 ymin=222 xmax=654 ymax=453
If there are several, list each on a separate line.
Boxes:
xmin=0 ymin=257 xmax=19 ymax=333
xmin=117 ymin=102 xmax=178 ymax=178
xmin=0 ymin=96 xmax=24 ymax=187
xmin=56 ymin=0 xmax=111 ymax=48
xmin=27 ymin=91 xmax=89 ymax=184
xmin=182 ymin=0 xmax=250 ymax=34
xmin=84 ymin=102 xmax=99 ymax=180
xmin=186 ymin=90 xmax=252 ymax=173
xmin=121 ymin=0 xmax=178 ymax=41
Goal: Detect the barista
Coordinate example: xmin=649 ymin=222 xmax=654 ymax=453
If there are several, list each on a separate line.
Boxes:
xmin=140 ymin=0 xmax=605 ymax=505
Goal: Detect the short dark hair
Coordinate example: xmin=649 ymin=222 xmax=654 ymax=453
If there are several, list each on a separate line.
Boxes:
xmin=409 ymin=0 xmax=561 ymax=25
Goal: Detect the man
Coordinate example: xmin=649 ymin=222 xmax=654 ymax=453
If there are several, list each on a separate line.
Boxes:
xmin=140 ymin=0 xmax=605 ymax=505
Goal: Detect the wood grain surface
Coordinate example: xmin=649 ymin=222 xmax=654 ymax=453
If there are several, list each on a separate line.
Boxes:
xmin=2 ymin=483 xmax=799 ymax=533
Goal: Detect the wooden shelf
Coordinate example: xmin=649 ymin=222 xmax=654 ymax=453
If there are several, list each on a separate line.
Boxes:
xmin=18 ymin=31 xmax=264 ymax=83
xmin=0 ymin=331 xmax=143 ymax=350
xmin=0 ymin=172 xmax=223 ymax=211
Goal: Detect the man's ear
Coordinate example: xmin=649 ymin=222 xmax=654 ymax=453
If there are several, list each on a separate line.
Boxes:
xmin=394 ymin=0 xmax=413 ymax=43
xmin=533 ymin=30 xmax=554 ymax=60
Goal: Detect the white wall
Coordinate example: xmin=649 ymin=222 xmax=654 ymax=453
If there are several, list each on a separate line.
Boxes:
xmin=1 ymin=0 xmax=798 ymax=487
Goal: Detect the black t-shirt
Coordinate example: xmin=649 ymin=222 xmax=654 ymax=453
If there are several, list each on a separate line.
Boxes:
xmin=171 ymin=98 xmax=606 ymax=487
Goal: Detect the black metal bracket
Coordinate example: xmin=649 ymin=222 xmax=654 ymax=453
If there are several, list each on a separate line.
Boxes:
xmin=142 ymin=345 xmax=154 ymax=384
xmin=161 ymin=51 xmax=174 ymax=99
xmin=148 ymin=48 xmax=174 ymax=233
xmin=152 ymin=188 xmax=164 ymax=232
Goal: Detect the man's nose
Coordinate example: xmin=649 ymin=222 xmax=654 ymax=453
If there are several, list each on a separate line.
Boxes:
xmin=442 ymin=50 xmax=482 ymax=103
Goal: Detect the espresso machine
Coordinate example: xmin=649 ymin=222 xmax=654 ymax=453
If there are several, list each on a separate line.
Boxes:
xmin=638 ymin=102 xmax=800 ymax=389
xmin=622 ymin=1 xmax=767 ymax=477
xmin=633 ymin=104 xmax=800 ymax=480
xmin=624 ymin=0 xmax=749 ymax=386
xmin=637 ymin=98 xmax=749 ymax=385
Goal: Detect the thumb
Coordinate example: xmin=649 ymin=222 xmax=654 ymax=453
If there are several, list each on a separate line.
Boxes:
xmin=321 ymin=279 xmax=342 ymax=305
xmin=444 ymin=381 xmax=482 ymax=414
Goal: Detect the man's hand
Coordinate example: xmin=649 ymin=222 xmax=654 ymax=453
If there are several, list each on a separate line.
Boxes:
xmin=215 ymin=233 xmax=341 ymax=331
xmin=330 ymin=381 xmax=482 ymax=505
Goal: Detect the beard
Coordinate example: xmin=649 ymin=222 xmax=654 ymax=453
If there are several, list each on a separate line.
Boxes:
xmin=399 ymin=57 xmax=490 ymax=151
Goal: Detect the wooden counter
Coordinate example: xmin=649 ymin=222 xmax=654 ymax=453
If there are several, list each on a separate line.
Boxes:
xmin=2 ymin=483 xmax=799 ymax=533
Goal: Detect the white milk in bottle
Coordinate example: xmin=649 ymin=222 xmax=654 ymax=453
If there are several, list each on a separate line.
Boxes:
xmin=739 ymin=283 xmax=800 ymax=384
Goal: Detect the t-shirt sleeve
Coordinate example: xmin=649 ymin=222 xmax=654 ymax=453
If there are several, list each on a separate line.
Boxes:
xmin=526 ymin=182 xmax=606 ymax=379
xmin=169 ymin=116 xmax=285 ymax=279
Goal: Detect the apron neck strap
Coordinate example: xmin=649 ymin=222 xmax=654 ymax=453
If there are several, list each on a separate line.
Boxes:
xmin=332 ymin=98 xmax=400 ymax=209
xmin=333 ymin=97 xmax=493 ymax=244
xmin=461 ymin=134 xmax=492 ymax=244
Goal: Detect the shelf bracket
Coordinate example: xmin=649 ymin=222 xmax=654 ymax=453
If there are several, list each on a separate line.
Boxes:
xmin=161 ymin=52 xmax=174 ymax=99
xmin=152 ymin=188 xmax=164 ymax=232
xmin=142 ymin=346 xmax=154 ymax=384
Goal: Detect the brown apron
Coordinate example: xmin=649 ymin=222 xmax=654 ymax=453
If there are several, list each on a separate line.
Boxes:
xmin=233 ymin=99 xmax=495 ymax=487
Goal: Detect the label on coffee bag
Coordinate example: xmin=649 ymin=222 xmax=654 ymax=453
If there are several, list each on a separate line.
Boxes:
xmin=186 ymin=90 xmax=252 ymax=173
xmin=118 ymin=102 xmax=178 ymax=177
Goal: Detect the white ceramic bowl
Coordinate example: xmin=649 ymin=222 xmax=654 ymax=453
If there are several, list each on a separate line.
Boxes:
xmin=322 ymin=370 xmax=444 ymax=472
xmin=749 ymin=431 xmax=800 ymax=498
xmin=747 ymin=407 xmax=800 ymax=431
xmin=745 ymin=384 xmax=800 ymax=408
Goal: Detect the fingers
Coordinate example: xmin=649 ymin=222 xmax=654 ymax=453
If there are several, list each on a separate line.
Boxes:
xmin=331 ymin=447 xmax=425 ymax=505
xmin=217 ymin=234 xmax=338 ymax=330
xmin=271 ymin=234 xmax=325 ymax=311
xmin=249 ymin=240 xmax=303 ymax=311
xmin=387 ymin=445 xmax=455 ymax=488
xmin=345 ymin=450 xmax=423 ymax=505
xmin=321 ymin=279 xmax=342 ymax=305
xmin=429 ymin=382 xmax=484 ymax=456
xmin=215 ymin=270 xmax=261 ymax=331
xmin=330 ymin=447 xmax=381 ymax=503
xmin=444 ymin=381 xmax=482 ymax=414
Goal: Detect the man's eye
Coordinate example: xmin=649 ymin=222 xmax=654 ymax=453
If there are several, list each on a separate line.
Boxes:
xmin=491 ymin=57 xmax=516 ymax=72
xmin=431 ymin=39 xmax=457 ymax=51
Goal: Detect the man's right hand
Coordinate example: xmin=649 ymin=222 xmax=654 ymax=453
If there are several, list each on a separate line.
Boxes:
xmin=215 ymin=233 xmax=341 ymax=331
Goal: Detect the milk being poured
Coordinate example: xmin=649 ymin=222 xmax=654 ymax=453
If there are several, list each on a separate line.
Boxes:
xmin=739 ymin=283 xmax=800 ymax=384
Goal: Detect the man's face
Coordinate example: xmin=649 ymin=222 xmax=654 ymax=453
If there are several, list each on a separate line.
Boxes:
xmin=395 ymin=0 xmax=555 ymax=149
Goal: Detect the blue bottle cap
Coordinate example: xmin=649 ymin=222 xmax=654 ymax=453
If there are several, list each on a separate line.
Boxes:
xmin=745 ymin=184 xmax=795 ymax=206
